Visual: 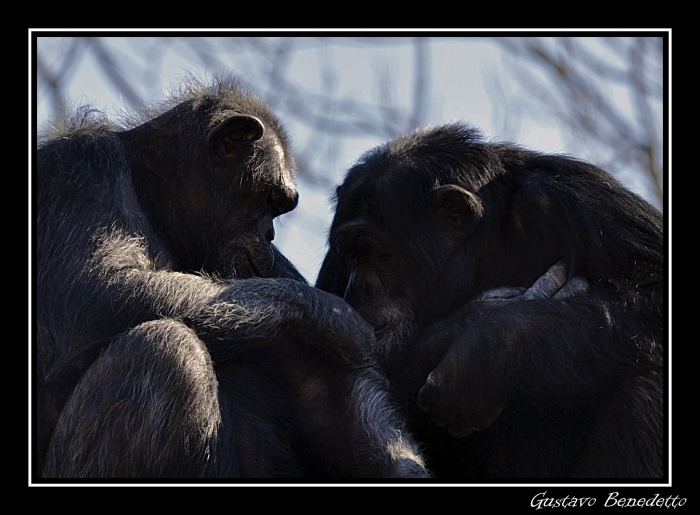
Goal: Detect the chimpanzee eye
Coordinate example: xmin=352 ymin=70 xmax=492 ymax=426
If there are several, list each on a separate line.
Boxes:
xmin=335 ymin=228 xmax=386 ymax=270
xmin=343 ymin=251 xmax=358 ymax=267
xmin=337 ymin=242 xmax=360 ymax=267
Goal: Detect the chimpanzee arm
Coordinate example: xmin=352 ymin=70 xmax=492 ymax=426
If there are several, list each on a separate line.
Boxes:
xmin=91 ymin=231 xmax=376 ymax=369
xmin=385 ymin=263 xmax=589 ymax=411
xmin=45 ymin=237 xmax=412 ymax=479
xmin=194 ymin=278 xmax=377 ymax=366
xmin=416 ymin=265 xmax=662 ymax=438
xmin=407 ymin=262 xmax=584 ymax=364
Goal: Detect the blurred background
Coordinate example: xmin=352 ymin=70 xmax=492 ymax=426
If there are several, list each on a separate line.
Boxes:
xmin=34 ymin=34 xmax=667 ymax=283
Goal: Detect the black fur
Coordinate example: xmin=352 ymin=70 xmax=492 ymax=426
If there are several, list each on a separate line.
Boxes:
xmin=36 ymin=77 xmax=428 ymax=479
xmin=316 ymin=123 xmax=664 ymax=479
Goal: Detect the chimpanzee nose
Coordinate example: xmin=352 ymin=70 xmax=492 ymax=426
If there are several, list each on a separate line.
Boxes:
xmin=270 ymin=189 xmax=299 ymax=216
xmin=259 ymin=217 xmax=275 ymax=243
xmin=344 ymin=268 xmax=381 ymax=310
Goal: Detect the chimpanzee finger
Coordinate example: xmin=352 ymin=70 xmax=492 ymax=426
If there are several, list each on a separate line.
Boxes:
xmin=446 ymin=402 xmax=504 ymax=438
xmin=474 ymin=286 xmax=527 ymax=301
xmin=447 ymin=424 xmax=474 ymax=438
xmin=520 ymin=261 xmax=568 ymax=300
xmin=416 ymin=375 xmax=441 ymax=415
xmin=552 ymin=276 xmax=590 ymax=299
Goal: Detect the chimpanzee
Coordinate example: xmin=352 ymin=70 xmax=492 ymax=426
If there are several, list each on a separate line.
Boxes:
xmin=316 ymin=123 xmax=664 ymax=479
xmin=35 ymin=77 xmax=428 ymax=479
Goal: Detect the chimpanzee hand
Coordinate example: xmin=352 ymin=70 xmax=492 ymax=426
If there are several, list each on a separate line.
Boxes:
xmin=416 ymin=262 xmax=588 ymax=437
xmin=296 ymin=283 xmax=379 ymax=368
xmin=209 ymin=278 xmax=378 ymax=369
xmin=473 ymin=261 xmax=589 ymax=304
xmin=416 ymin=320 xmax=510 ymax=437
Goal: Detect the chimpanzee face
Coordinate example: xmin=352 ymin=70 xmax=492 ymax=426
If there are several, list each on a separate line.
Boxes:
xmin=330 ymin=215 xmax=418 ymax=364
xmin=123 ymin=108 xmax=299 ymax=279
xmin=327 ymin=176 xmax=476 ymax=366
xmin=319 ymin=131 xmax=488 ymax=364
xmin=206 ymin=115 xmax=298 ymax=278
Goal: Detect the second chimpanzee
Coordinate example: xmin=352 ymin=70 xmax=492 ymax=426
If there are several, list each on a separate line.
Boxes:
xmin=36 ymin=77 xmax=427 ymax=479
xmin=317 ymin=123 xmax=664 ymax=479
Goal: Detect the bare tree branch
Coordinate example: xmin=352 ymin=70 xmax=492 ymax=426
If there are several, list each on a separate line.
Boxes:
xmin=87 ymin=37 xmax=145 ymax=110
xmin=36 ymin=35 xmax=664 ymax=209
xmin=493 ymin=36 xmax=663 ymax=207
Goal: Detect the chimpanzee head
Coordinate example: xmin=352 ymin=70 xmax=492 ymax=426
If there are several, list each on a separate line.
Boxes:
xmin=318 ymin=125 xmax=482 ymax=362
xmin=317 ymin=124 xmax=628 ymax=366
xmin=120 ymin=77 xmax=298 ymax=278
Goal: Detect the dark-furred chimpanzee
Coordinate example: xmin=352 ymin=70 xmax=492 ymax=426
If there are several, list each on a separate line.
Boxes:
xmin=35 ymin=77 xmax=428 ymax=479
xmin=316 ymin=123 xmax=664 ymax=479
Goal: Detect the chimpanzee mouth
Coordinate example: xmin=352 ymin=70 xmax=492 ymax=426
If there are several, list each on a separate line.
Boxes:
xmin=227 ymin=249 xmax=261 ymax=279
xmin=245 ymin=252 xmax=264 ymax=278
xmin=244 ymin=246 xmax=275 ymax=278
xmin=359 ymin=312 xmax=397 ymax=343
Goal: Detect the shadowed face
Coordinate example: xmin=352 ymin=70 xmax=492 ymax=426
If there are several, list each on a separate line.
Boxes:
xmin=317 ymin=126 xmax=503 ymax=366
xmin=124 ymin=105 xmax=299 ymax=279
xmin=320 ymin=167 xmax=470 ymax=367
xmin=214 ymin=125 xmax=299 ymax=278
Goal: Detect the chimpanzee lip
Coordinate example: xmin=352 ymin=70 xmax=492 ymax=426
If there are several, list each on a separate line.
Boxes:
xmin=246 ymin=252 xmax=263 ymax=277
xmin=244 ymin=246 xmax=275 ymax=278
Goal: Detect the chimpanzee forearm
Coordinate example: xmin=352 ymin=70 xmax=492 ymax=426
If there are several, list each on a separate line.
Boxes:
xmin=468 ymin=292 xmax=660 ymax=402
xmin=195 ymin=278 xmax=377 ymax=366
xmin=417 ymin=283 xmax=662 ymax=436
xmin=90 ymin=236 xmax=375 ymax=369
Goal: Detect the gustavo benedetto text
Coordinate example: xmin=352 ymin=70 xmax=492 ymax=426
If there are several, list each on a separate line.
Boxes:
xmin=531 ymin=492 xmax=687 ymax=509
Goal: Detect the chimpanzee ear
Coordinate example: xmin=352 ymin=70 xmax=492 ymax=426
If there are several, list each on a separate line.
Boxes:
xmin=433 ymin=184 xmax=483 ymax=238
xmin=207 ymin=115 xmax=265 ymax=158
